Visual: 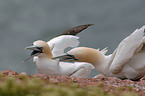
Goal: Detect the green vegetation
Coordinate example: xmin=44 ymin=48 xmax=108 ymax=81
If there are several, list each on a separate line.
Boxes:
xmin=0 ymin=73 xmax=138 ymax=96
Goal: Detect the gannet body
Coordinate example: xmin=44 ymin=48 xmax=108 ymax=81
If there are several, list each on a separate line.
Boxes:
xmin=25 ymin=35 xmax=93 ymax=78
xmin=54 ymin=26 xmax=145 ymax=81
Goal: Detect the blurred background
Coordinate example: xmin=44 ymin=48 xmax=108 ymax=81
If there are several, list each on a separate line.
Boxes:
xmin=0 ymin=0 xmax=145 ymax=77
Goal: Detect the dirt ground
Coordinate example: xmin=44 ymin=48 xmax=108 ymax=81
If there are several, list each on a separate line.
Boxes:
xmin=1 ymin=69 xmax=145 ymax=96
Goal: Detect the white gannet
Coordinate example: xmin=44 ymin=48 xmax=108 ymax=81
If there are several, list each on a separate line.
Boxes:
xmin=53 ymin=26 xmax=145 ymax=81
xmin=32 ymin=35 xmax=80 ymax=63
xmin=33 ymin=24 xmax=94 ymax=63
xmin=25 ymin=36 xmax=93 ymax=78
xmin=24 ymin=24 xmax=94 ymax=78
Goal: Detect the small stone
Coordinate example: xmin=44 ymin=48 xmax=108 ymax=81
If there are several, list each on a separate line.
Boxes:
xmin=93 ymin=74 xmax=104 ymax=78
xmin=0 ymin=69 xmax=11 ymax=76
xmin=8 ymin=71 xmax=18 ymax=76
xmin=49 ymin=78 xmax=58 ymax=84
xmin=0 ymin=69 xmax=11 ymax=73
xmin=20 ymin=72 xmax=27 ymax=75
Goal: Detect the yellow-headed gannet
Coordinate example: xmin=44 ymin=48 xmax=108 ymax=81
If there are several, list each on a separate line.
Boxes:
xmin=24 ymin=24 xmax=94 ymax=78
xmin=53 ymin=25 xmax=145 ymax=81
xmin=25 ymin=36 xmax=93 ymax=78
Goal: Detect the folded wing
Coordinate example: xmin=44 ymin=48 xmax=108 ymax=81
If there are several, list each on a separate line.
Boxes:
xmin=110 ymin=26 xmax=145 ymax=74
xmin=48 ymin=35 xmax=79 ymax=57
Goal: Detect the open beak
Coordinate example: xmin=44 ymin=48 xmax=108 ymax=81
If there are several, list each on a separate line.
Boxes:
xmin=52 ymin=53 xmax=78 ymax=62
xmin=23 ymin=45 xmax=43 ymax=62
xmin=25 ymin=45 xmax=38 ymax=50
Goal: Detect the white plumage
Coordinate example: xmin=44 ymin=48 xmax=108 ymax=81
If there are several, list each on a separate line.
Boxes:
xmin=48 ymin=35 xmax=79 ymax=57
xmin=26 ymin=35 xmax=93 ymax=78
xmin=54 ymin=26 xmax=145 ymax=80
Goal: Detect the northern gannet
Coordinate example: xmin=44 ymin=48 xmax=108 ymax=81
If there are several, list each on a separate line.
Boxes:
xmin=24 ymin=24 xmax=94 ymax=78
xmin=53 ymin=26 xmax=145 ymax=81
xmin=25 ymin=37 xmax=93 ymax=78
xmin=34 ymin=24 xmax=94 ymax=62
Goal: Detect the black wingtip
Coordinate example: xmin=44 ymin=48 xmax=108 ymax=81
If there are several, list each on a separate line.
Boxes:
xmin=58 ymin=24 xmax=94 ymax=36
xmin=85 ymin=24 xmax=94 ymax=26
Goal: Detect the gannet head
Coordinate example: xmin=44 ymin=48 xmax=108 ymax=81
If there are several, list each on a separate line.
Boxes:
xmin=53 ymin=47 xmax=105 ymax=66
xmin=24 ymin=40 xmax=52 ymax=62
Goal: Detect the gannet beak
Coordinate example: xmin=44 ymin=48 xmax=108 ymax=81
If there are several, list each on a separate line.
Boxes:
xmin=25 ymin=45 xmax=38 ymax=50
xmin=52 ymin=53 xmax=78 ymax=62
xmin=23 ymin=45 xmax=43 ymax=62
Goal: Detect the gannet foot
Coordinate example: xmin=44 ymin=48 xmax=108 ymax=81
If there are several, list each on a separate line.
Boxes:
xmin=129 ymin=76 xmax=143 ymax=81
xmin=118 ymin=78 xmax=127 ymax=80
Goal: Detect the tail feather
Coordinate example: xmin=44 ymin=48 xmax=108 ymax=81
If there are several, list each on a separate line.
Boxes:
xmin=100 ymin=47 xmax=108 ymax=54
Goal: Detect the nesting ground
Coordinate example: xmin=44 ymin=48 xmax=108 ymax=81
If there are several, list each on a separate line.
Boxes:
xmin=0 ymin=69 xmax=145 ymax=96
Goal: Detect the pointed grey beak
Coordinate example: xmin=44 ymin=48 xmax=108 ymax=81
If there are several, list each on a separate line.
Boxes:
xmin=52 ymin=53 xmax=78 ymax=62
xmin=25 ymin=45 xmax=38 ymax=50
xmin=23 ymin=45 xmax=43 ymax=62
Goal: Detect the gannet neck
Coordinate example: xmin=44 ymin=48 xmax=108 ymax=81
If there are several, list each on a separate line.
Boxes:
xmin=33 ymin=40 xmax=53 ymax=58
xmin=42 ymin=46 xmax=53 ymax=58
xmin=68 ymin=47 xmax=105 ymax=67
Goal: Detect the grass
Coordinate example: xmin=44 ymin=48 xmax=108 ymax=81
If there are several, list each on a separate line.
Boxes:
xmin=0 ymin=73 xmax=138 ymax=96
